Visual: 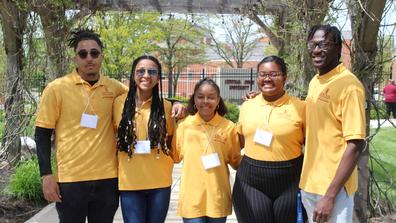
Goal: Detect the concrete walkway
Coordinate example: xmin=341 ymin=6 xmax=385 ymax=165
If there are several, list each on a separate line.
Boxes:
xmin=369 ymin=118 xmax=396 ymax=128
xmin=26 ymin=164 xmax=238 ymax=223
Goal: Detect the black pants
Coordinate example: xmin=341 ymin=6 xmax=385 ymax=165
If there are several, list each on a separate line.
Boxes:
xmin=232 ymin=156 xmax=306 ymax=223
xmin=56 ymin=178 xmax=119 ymax=223
xmin=385 ymin=102 xmax=396 ymax=118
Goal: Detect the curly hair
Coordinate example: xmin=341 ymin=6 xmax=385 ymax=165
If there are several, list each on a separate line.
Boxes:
xmin=117 ymin=55 xmax=168 ymax=158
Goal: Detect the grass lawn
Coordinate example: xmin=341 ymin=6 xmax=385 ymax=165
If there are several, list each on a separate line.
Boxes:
xmin=370 ymin=127 xmax=396 ymax=207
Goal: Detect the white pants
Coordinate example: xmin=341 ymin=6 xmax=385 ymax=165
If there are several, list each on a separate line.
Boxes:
xmin=301 ymin=189 xmax=354 ymax=223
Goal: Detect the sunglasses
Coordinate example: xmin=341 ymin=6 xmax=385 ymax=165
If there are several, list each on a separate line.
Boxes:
xmin=77 ymin=49 xmax=101 ymax=59
xmin=135 ymin=68 xmax=159 ymax=77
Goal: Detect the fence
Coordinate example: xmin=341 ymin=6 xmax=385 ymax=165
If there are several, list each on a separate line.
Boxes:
xmin=0 ymin=68 xmax=257 ymax=108
xmin=162 ymin=68 xmax=258 ymax=104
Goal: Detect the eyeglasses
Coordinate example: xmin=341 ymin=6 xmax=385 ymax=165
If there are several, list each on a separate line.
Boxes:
xmin=257 ymin=71 xmax=283 ymax=79
xmin=307 ymin=41 xmax=334 ymax=51
xmin=135 ymin=68 xmax=159 ymax=77
xmin=77 ymin=49 xmax=101 ymax=59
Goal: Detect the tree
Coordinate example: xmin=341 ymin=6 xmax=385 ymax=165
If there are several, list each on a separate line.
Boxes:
xmin=248 ymin=0 xmax=333 ymax=94
xmin=0 ymin=0 xmax=28 ymax=165
xmin=347 ymin=0 xmax=387 ymax=221
xmin=89 ymin=11 xmax=161 ymax=78
xmin=207 ymin=15 xmax=259 ymax=68
xmin=32 ymin=0 xmax=92 ymax=80
xmin=156 ymin=14 xmax=207 ymax=97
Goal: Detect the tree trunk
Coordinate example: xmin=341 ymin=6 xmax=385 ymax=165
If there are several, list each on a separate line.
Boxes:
xmin=37 ymin=5 xmax=70 ymax=80
xmin=167 ymin=63 xmax=173 ymax=98
xmin=0 ymin=0 xmax=28 ymax=166
xmin=251 ymin=0 xmax=330 ymax=91
xmin=348 ymin=0 xmax=386 ymax=221
xmin=33 ymin=1 xmax=92 ymax=80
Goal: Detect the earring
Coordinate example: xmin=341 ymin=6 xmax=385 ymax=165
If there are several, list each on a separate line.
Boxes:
xmin=193 ymin=104 xmax=197 ymax=110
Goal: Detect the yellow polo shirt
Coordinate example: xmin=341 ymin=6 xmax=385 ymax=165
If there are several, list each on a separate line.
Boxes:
xmin=35 ymin=69 xmax=128 ymax=182
xmin=113 ymin=93 xmax=175 ymax=190
xmin=299 ymin=63 xmax=366 ymax=196
xmin=172 ymin=113 xmax=241 ymax=218
xmin=238 ymin=92 xmax=305 ymax=161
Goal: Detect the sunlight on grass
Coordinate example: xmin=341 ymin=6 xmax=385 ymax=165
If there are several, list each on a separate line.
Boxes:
xmin=370 ymin=127 xmax=396 ymax=206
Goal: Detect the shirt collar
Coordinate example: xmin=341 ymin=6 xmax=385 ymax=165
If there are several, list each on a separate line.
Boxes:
xmin=139 ymin=97 xmax=153 ymax=109
xmin=317 ymin=63 xmax=346 ymax=81
xmin=71 ymin=68 xmax=105 ymax=87
xmin=257 ymin=91 xmax=290 ymax=107
xmin=191 ymin=112 xmax=223 ymax=127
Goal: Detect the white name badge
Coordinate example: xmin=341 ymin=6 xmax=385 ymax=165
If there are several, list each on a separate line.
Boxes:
xmin=80 ymin=113 xmax=98 ymax=129
xmin=135 ymin=140 xmax=151 ymax=154
xmin=201 ymin=153 xmax=221 ymax=170
xmin=253 ymin=128 xmax=273 ymax=147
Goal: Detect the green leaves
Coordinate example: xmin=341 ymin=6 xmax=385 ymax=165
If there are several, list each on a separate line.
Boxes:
xmin=6 ymin=156 xmax=44 ymax=202
xmin=87 ymin=12 xmax=162 ymax=78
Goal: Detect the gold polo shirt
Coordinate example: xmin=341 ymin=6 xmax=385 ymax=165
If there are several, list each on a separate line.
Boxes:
xmin=238 ymin=92 xmax=305 ymax=161
xmin=172 ymin=113 xmax=241 ymax=218
xmin=36 ymin=69 xmax=128 ymax=182
xmin=113 ymin=93 xmax=175 ymax=190
xmin=299 ymin=63 xmax=366 ymax=196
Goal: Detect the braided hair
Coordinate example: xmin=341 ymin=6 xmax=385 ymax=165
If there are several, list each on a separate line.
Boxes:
xmin=67 ymin=28 xmax=103 ymax=51
xmin=117 ymin=55 xmax=168 ymax=158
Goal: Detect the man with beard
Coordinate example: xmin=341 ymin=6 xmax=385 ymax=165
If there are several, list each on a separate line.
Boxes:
xmin=299 ymin=25 xmax=366 ymax=223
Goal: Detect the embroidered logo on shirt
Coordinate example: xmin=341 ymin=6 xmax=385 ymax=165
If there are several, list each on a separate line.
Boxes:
xmin=102 ymin=91 xmax=114 ymax=99
xmin=318 ymin=88 xmax=330 ymax=103
xmin=213 ymin=133 xmax=226 ymax=144
xmin=276 ymin=109 xmax=292 ymax=120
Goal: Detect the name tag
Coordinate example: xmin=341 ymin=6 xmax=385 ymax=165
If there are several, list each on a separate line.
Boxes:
xmin=253 ymin=128 xmax=273 ymax=147
xmin=80 ymin=113 xmax=98 ymax=129
xmin=135 ymin=140 xmax=151 ymax=154
xmin=201 ymin=153 xmax=221 ymax=170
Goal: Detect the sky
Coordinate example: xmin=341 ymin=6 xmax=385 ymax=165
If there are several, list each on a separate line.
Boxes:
xmin=211 ymin=0 xmax=395 ymax=47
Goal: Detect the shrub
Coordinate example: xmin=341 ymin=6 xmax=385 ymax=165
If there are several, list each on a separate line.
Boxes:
xmin=224 ymin=101 xmax=239 ymax=123
xmin=370 ymin=101 xmax=388 ymax=119
xmin=6 ymin=156 xmax=44 ymax=202
xmin=167 ymin=96 xmax=189 ymax=106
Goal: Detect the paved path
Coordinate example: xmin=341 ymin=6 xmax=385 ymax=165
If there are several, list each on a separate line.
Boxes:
xmin=26 ymin=164 xmax=238 ymax=223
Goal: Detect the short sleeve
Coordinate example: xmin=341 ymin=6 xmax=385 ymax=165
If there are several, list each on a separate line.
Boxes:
xmin=113 ymin=94 xmax=127 ymax=129
xmin=341 ymin=85 xmax=366 ymax=140
xmin=236 ymin=103 xmax=245 ymax=135
xmin=227 ymin=123 xmax=242 ymax=170
xmin=171 ymin=120 xmax=184 ymax=163
xmin=35 ymin=85 xmax=60 ymax=129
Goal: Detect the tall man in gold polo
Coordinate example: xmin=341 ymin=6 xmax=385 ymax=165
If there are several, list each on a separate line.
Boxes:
xmin=299 ymin=25 xmax=366 ymax=223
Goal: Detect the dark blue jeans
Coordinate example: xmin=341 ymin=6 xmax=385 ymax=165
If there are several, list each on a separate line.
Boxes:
xmin=183 ymin=216 xmax=227 ymax=223
xmin=55 ymin=178 xmax=119 ymax=223
xmin=120 ymin=186 xmax=171 ymax=223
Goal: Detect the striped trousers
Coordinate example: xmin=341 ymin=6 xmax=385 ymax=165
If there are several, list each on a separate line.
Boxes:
xmin=232 ymin=155 xmax=305 ymax=223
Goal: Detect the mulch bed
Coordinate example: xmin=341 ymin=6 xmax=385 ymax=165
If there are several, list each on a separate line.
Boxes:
xmin=0 ymin=166 xmax=46 ymax=223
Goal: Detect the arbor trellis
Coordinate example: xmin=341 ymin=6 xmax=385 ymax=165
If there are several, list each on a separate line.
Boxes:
xmin=0 ymin=0 xmax=395 ymax=221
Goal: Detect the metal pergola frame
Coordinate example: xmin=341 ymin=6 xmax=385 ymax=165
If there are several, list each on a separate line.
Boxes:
xmin=86 ymin=0 xmax=284 ymax=14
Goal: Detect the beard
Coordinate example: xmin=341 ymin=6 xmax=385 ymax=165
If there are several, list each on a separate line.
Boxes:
xmin=86 ymin=72 xmax=98 ymax=76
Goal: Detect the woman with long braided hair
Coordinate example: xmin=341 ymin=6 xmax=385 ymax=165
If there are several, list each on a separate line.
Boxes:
xmin=113 ymin=55 xmax=175 ymax=223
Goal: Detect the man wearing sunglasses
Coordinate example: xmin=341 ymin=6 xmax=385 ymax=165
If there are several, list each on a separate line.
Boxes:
xmin=35 ymin=29 xmax=185 ymax=223
xmin=299 ymin=25 xmax=366 ymax=223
